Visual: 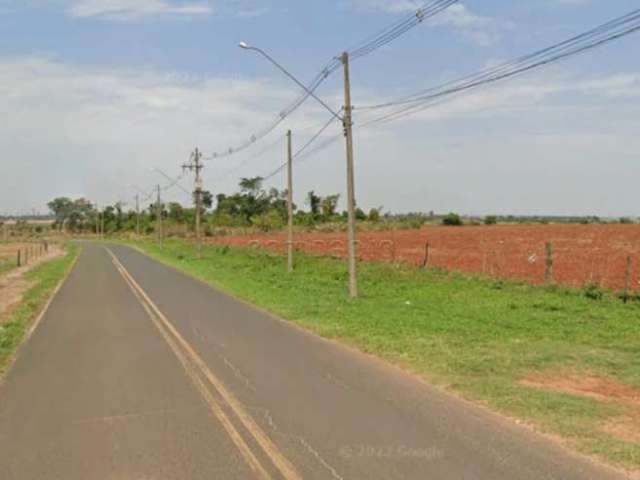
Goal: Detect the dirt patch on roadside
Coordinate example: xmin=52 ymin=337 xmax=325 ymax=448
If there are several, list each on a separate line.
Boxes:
xmin=0 ymin=245 xmax=64 ymax=322
xmin=602 ymin=414 xmax=640 ymax=443
xmin=521 ymin=374 xmax=640 ymax=405
xmin=521 ymin=373 xmax=640 ymax=444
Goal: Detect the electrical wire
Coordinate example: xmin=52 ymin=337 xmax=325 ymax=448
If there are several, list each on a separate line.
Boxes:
xmin=349 ymin=0 xmax=459 ymax=62
xmin=204 ymin=0 xmax=459 ymax=161
xmin=262 ymin=112 xmax=343 ymax=182
xmin=357 ymin=8 xmax=640 ymax=126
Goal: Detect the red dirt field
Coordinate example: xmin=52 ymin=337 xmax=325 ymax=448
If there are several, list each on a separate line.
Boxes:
xmin=207 ymin=224 xmax=640 ymax=291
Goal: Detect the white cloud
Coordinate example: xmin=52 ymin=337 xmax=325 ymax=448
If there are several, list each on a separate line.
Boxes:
xmin=430 ymin=4 xmax=513 ymax=47
xmin=2 ymin=56 xmax=640 ymax=217
xmin=0 ymin=56 xmax=330 ymax=213
xmin=68 ymin=0 xmax=212 ymax=20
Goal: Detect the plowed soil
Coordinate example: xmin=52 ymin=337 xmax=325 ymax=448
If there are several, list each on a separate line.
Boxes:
xmin=208 ymin=224 xmax=640 ymax=290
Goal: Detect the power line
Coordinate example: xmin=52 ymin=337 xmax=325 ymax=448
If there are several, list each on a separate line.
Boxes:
xmin=254 ymin=8 xmax=640 ymax=192
xmin=348 ymin=0 xmax=459 ymax=62
xmin=357 ymin=8 xmax=640 ymax=126
xmin=262 ymin=112 xmax=343 ymax=182
xmin=204 ymin=0 xmax=459 ymax=161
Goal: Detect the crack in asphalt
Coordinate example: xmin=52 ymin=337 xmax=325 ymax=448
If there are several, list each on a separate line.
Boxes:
xmin=249 ymin=406 xmax=345 ymax=480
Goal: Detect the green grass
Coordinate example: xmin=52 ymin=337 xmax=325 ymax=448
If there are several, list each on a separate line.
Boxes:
xmin=130 ymin=238 xmax=640 ymax=470
xmin=0 ymin=244 xmax=79 ymax=376
xmin=0 ymin=258 xmax=16 ymax=275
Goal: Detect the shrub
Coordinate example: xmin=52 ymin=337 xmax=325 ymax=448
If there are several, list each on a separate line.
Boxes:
xmin=442 ymin=213 xmax=463 ymax=226
xmin=368 ymin=208 xmax=381 ymax=223
xmin=583 ymin=283 xmax=604 ymax=301
xmin=484 ymin=215 xmax=498 ymax=225
xmin=252 ymin=211 xmax=284 ymax=232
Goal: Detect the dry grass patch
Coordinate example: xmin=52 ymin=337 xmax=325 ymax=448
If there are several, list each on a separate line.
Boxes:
xmin=522 ymin=373 xmax=640 ymax=445
xmin=0 ymin=245 xmax=63 ymax=322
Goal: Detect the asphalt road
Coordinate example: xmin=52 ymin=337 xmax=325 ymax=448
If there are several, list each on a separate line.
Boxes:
xmin=0 ymin=243 xmax=628 ymax=479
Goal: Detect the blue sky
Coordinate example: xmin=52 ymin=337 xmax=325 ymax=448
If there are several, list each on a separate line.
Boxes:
xmin=1 ymin=0 xmax=640 ymax=216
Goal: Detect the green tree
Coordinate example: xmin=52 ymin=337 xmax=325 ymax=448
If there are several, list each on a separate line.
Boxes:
xmin=320 ymin=194 xmax=340 ymax=219
xmin=47 ymin=197 xmax=74 ymax=231
xmin=368 ymin=208 xmax=381 ymax=223
xmin=168 ymin=203 xmax=185 ymax=222
xmin=442 ymin=212 xmax=463 ymax=226
xmin=201 ymin=190 xmax=214 ymax=210
xmin=306 ymin=191 xmax=321 ymax=218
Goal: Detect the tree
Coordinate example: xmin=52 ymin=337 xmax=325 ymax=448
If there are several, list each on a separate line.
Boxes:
xmin=168 ymin=202 xmax=185 ymax=222
xmin=239 ymin=177 xmax=264 ymax=197
xmin=368 ymin=208 xmax=381 ymax=223
xmin=47 ymin=197 xmax=74 ymax=231
xmin=442 ymin=212 xmax=463 ymax=226
xmin=484 ymin=215 xmax=498 ymax=225
xmin=320 ymin=194 xmax=340 ymax=219
xmin=306 ymin=191 xmax=321 ymax=218
xmin=201 ymin=190 xmax=214 ymax=210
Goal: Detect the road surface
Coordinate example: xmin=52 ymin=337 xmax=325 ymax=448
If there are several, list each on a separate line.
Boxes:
xmin=0 ymin=243 xmax=627 ymax=479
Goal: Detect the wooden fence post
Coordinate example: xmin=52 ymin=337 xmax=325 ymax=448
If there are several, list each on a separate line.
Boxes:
xmin=422 ymin=242 xmax=431 ymax=268
xmin=624 ymin=255 xmax=632 ymax=303
xmin=545 ymin=242 xmax=554 ymax=284
xmin=17 ymin=250 xmax=21 ymax=267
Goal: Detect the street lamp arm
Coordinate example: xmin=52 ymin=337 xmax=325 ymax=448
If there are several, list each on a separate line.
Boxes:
xmin=243 ymin=45 xmax=343 ymax=122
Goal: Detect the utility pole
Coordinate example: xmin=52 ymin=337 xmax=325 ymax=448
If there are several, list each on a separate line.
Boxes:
xmin=156 ymin=185 xmax=164 ymax=249
xmin=100 ymin=210 xmax=105 ymax=239
xmin=95 ymin=204 xmax=100 ymax=238
xmin=286 ymin=130 xmax=294 ymax=273
xmin=135 ymin=194 xmax=141 ymax=236
xmin=341 ymin=51 xmax=359 ymax=298
xmin=183 ymin=148 xmax=204 ymax=258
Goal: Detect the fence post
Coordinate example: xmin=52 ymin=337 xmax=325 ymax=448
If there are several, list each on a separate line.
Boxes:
xmin=17 ymin=250 xmax=21 ymax=267
xmin=545 ymin=242 xmax=554 ymax=284
xmin=624 ymin=255 xmax=632 ymax=303
xmin=422 ymin=242 xmax=431 ymax=268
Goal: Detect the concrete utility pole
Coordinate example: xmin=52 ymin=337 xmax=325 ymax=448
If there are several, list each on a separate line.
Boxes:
xmin=341 ymin=51 xmax=359 ymax=298
xmin=286 ymin=130 xmax=294 ymax=273
xmin=156 ymin=185 xmax=164 ymax=249
xmin=183 ymin=148 xmax=204 ymax=258
xmin=135 ymin=194 xmax=141 ymax=236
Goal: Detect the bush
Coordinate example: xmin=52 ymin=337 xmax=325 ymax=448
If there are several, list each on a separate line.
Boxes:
xmin=484 ymin=215 xmax=498 ymax=225
xmin=252 ymin=211 xmax=285 ymax=232
xmin=368 ymin=208 xmax=381 ymax=223
xmin=442 ymin=213 xmax=463 ymax=226
xmin=583 ymin=283 xmax=604 ymax=301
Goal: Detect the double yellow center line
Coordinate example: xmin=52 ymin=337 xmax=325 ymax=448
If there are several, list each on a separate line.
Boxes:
xmin=106 ymin=248 xmax=301 ymax=480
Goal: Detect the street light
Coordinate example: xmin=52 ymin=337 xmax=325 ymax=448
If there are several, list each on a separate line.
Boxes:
xmin=238 ymin=41 xmax=342 ymax=122
xmin=238 ymin=42 xmax=359 ymax=297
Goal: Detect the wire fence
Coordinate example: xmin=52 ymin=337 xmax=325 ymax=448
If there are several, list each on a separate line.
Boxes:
xmin=0 ymin=241 xmax=50 ymax=271
xmin=208 ymin=226 xmax=640 ymax=291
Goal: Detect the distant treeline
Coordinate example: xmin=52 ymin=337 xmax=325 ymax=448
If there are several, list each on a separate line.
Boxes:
xmin=38 ymin=177 xmax=637 ymax=236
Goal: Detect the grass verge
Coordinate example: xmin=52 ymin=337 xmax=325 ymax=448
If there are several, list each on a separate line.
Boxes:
xmin=0 ymin=244 xmax=79 ymax=376
xmin=0 ymin=259 xmax=16 ymax=276
xmin=129 ymin=238 xmax=640 ymax=471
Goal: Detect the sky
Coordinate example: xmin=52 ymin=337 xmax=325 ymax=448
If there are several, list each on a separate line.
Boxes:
xmin=1 ymin=0 xmax=639 ymax=217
